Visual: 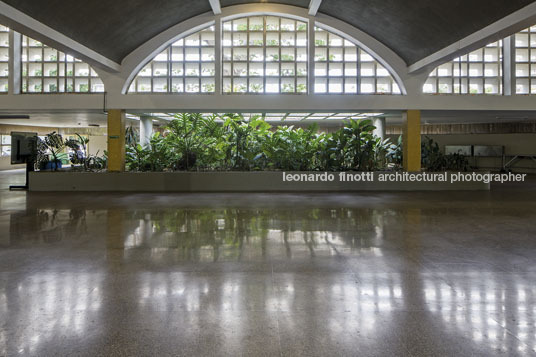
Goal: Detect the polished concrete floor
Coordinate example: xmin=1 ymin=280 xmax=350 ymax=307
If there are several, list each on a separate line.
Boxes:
xmin=1 ymin=170 xmax=536 ymax=356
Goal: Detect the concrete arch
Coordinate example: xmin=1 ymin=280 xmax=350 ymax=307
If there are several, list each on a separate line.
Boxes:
xmin=119 ymin=3 xmax=410 ymax=95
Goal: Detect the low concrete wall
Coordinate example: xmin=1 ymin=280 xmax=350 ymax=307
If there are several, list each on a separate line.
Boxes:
xmin=29 ymin=171 xmax=491 ymax=192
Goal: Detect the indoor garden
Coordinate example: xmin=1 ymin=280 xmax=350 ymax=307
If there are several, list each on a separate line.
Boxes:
xmin=35 ymin=113 xmax=468 ymax=173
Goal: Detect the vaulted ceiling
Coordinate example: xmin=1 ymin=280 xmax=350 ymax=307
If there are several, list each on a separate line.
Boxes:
xmin=1 ymin=0 xmax=535 ymax=65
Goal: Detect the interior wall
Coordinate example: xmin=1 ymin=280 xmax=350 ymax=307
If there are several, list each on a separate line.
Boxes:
xmin=88 ymin=135 xmax=107 ymax=156
xmin=0 ymin=124 xmax=59 ymax=171
xmin=0 ymin=124 xmax=108 ymax=171
xmin=387 ymin=133 xmax=536 ymax=173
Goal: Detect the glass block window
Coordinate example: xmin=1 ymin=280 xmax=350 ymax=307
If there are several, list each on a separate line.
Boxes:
xmin=128 ymin=26 xmax=215 ymax=93
xmin=314 ymin=26 xmax=400 ymax=94
xmin=515 ymin=26 xmax=536 ymax=94
xmin=222 ymin=16 xmax=308 ymax=94
xmin=0 ymin=25 xmax=9 ymax=93
xmin=423 ymin=41 xmax=503 ymax=95
xmin=21 ymin=35 xmax=104 ymax=93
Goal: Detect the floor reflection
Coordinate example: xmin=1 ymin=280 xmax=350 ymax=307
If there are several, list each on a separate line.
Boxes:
xmin=1 ymin=199 xmax=536 ymax=355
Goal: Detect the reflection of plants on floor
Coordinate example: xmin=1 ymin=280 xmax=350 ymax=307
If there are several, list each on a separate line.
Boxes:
xmin=123 ymin=207 xmax=388 ymax=261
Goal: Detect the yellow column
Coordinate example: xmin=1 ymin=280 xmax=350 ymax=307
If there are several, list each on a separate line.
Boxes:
xmin=402 ymin=110 xmax=421 ymax=172
xmin=107 ymin=109 xmax=126 ymax=172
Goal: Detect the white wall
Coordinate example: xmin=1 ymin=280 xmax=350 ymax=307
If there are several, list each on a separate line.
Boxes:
xmin=388 ymin=133 xmax=536 ymax=172
xmin=88 ymin=135 xmax=107 ymax=156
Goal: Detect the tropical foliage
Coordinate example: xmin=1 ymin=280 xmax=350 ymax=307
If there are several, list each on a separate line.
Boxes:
xmin=38 ymin=132 xmax=107 ymax=171
xmin=421 ymin=136 xmax=469 ymax=172
xmin=125 ymin=113 xmax=402 ymax=172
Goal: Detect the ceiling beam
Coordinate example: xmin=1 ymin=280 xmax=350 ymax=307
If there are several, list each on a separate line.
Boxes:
xmin=409 ymin=1 xmax=536 ymax=74
xmin=208 ymin=0 xmax=222 ymax=15
xmin=0 ymin=1 xmax=121 ymax=73
xmin=308 ymin=0 xmax=322 ymax=16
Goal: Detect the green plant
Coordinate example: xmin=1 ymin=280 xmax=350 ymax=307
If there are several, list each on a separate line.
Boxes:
xmin=233 ymin=84 xmax=247 ymax=92
xmin=421 ymin=136 xmax=469 ymax=171
xmin=281 ymin=83 xmax=294 ymax=93
xmin=250 ymin=84 xmax=263 ymax=93
xmin=165 ymin=113 xmax=223 ymax=170
xmin=122 ymin=114 xmax=396 ymax=173
xmin=125 ymin=125 xmax=139 ymax=146
xmin=262 ymin=125 xmax=320 ymax=171
xmin=386 ymin=135 xmax=403 ymax=170
xmin=38 ymin=132 xmax=65 ymax=171
xmin=281 ymin=54 xmax=294 ymax=61
xmin=296 ymin=83 xmax=307 ymax=93
xmin=249 ymin=24 xmax=264 ymax=31
xmin=65 ymin=134 xmax=105 ymax=171
xmin=222 ymin=114 xmax=270 ymax=170
xmin=202 ymin=83 xmax=215 ymax=92
xmin=341 ymin=119 xmax=378 ymax=170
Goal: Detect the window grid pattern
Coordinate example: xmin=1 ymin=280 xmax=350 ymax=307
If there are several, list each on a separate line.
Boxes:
xmin=515 ymin=26 xmax=536 ymax=94
xmin=21 ymin=36 xmax=104 ymax=93
xmin=0 ymin=25 xmax=9 ymax=93
xmin=129 ymin=26 xmax=216 ymax=93
xmin=222 ymin=16 xmax=308 ymax=94
xmin=424 ymin=41 xmax=503 ymax=95
xmin=314 ymin=27 xmax=400 ymax=94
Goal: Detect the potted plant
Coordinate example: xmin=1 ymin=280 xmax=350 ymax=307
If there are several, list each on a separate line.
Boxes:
xmin=38 ymin=132 xmax=65 ymax=171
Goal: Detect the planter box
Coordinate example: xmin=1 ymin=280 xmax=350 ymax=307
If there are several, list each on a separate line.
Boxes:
xmin=29 ymin=171 xmax=491 ymax=192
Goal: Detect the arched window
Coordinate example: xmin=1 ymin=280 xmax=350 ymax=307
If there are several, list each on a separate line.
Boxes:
xmin=21 ymin=35 xmax=104 ymax=93
xmin=423 ymin=41 xmax=503 ymax=95
xmin=0 ymin=25 xmax=9 ymax=93
xmin=128 ymin=25 xmax=216 ymax=93
xmin=222 ymin=16 xmax=308 ymax=94
xmin=515 ymin=26 xmax=536 ymax=94
xmin=314 ymin=25 xmax=401 ymax=94
xmin=126 ymin=14 xmax=405 ymax=95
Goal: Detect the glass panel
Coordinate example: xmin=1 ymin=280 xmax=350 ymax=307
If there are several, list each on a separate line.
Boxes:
xmin=424 ymin=40 xmax=502 ymax=95
xmin=222 ymin=16 xmax=308 ymax=94
xmin=314 ymin=25 xmax=400 ymax=94
xmin=129 ymin=25 xmax=215 ymax=93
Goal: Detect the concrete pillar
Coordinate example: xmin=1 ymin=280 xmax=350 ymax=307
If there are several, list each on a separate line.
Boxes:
xmin=503 ymin=36 xmax=516 ymax=96
xmin=8 ymin=30 xmax=21 ymax=95
xmin=402 ymin=110 xmax=421 ymax=172
xmin=373 ymin=117 xmax=386 ymax=141
xmin=140 ymin=116 xmax=153 ymax=148
xmin=107 ymin=109 xmax=126 ymax=172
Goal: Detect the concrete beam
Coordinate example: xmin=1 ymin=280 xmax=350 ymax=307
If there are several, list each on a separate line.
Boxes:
xmin=409 ymin=1 xmax=536 ymax=74
xmin=308 ymin=0 xmax=323 ymax=16
xmin=5 ymin=92 xmax=536 ymax=112
xmin=208 ymin=0 xmax=221 ymax=15
xmin=0 ymin=1 xmax=121 ymax=73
